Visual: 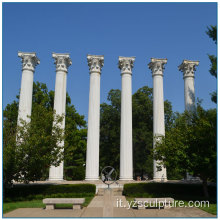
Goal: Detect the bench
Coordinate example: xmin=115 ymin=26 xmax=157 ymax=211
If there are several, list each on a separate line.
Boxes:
xmin=134 ymin=198 xmax=174 ymax=209
xmin=43 ymin=198 xmax=85 ymax=210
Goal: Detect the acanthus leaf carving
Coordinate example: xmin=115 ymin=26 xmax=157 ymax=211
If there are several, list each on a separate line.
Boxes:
xmin=87 ymin=55 xmax=104 ymax=74
xmin=178 ymin=60 xmax=199 ymax=78
xmin=148 ymin=58 xmax=167 ymax=76
xmin=18 ymin=52 xmax=40 ymax=72
xmin=52 ymin=53 xmax=72 ymax=73
xmin=118 ymin=56 xmax=135 ymax=74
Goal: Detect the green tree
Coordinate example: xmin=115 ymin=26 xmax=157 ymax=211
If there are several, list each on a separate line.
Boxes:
xmin=99 ymin=89 xmax=121 ymax=174
xmin=132 ymin=86 xmax=153 ymax=179
xmin=14 ymin=107 xmax=64 ymax=183
xmin=206 ymin=25 xmax=217 ymax=103
xmin=64 ymin=95 xmax=87 ymax=180
xmin=3 ymin=82 xmax=87 ymax=185
xmin=3 ymin=101 xmax=18 ymax=187
xmin=99 ymin=86 xmax=175 ymax=179
xmin=154 ymin=104 xmax=217 ymax=197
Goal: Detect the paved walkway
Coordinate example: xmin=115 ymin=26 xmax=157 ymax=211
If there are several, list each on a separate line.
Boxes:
xmin=5 ymin=181 xmax=216 ymax=217
xmin=4 ymin=194 xmax=215 ymax=218
xmin=3 ymin=205 xmax=215 ymax=217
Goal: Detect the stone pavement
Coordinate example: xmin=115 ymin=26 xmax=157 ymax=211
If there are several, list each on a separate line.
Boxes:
xmin=3 ymin=206 xmax=215 ymax=218
xmin=4 ymin=194 xmax=215 ymax=218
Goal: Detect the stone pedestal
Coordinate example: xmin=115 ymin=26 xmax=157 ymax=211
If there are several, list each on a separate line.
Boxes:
xmin=49 ymin=53 xmax=72 ymax=181
xmin=85 ymin=55 xmax=104 ymax=180
xmin=118 ymin=56 xmax=135 ymax=181
xmin=148 ymin=58 xmax=167 ymax=182
xmin=17 ymin=52 xmax=40 ymax=127
xmin=73 ymin=205 xmax=81 ymax=209
xmin=45 ymin=205 xmax=54 ymax=210
xmin=178 ymin=60 xmax=199 ymax=112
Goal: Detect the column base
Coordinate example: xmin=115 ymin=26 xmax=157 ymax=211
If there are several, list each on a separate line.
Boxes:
xmin=153 ymin=177 xmax=167 ymax=182
xmin=48 ymin=178 xmax=64 ymax=181
xmin=85 ymin=177 xmax=100 ymax=181
xmin=119 ymin=177 xmax=133 ymax=181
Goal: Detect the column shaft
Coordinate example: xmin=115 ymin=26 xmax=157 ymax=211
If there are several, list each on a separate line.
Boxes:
xmin=54 ymin=70 xmax=67 ymax=118
xmin=184 ymin=76 xmax=195 ymax=112
xmin=49 ymin=71 xmax=67 ymax=180
xmin=85 ymin=72 xmax=101 ymax=180
xmin=17 ymin=69 xmax=34 ymax=125
xmin=49 ymin=53 xmax=72 ymax=181
xmin=153 ymin=75 xmax=165 ymax=136
xmin=153 ymin=75 xmax=166 ymax=181
xmin=120 ymin=74 xmax=133 ymax=180
xmin=17 ymin=52 xmax=40 ymax=127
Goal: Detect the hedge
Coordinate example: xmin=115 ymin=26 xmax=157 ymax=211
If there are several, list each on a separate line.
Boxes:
xmin=4 ymin=184 xmax=96 ymax=202
xmin=123 ymin=183 xmax=216 ymax=201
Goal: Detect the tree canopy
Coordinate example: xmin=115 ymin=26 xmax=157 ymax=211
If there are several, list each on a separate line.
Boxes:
xmin=154 ymin=104 xmax=217 ymax=197
xmin=3 ymin=82 xmax=87 ymax=186
xmin=206 ymin=25 xmax=217 ymax=103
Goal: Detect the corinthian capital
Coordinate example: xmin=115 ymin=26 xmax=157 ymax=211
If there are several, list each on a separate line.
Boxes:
xmin=148 ymin=58 xmax=167 ymax=77
xmin=178 ymin=60 xmax=199 ymax=79
xmin=18 ymin=51 xmax=40 ymax=72
xmin=52 ymin=53 xmax=72 ymax=73
xmin=118 ymin=56 xmax=135 ymax=75
xmin=87 ymin=55 xmax=104 ymax=74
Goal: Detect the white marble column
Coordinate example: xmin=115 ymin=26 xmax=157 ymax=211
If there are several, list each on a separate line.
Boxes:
xmin=118 ymin=56 xmax=135 ymax=181
xmin=178 ymin=60 xmax=199 ymax=112
xmin=17 ymin=52 xmax=40 ymax=127
xmin=179 ymin=60 xmax=199 ymax=181
xmin=148 ymin=58 xmax=167 ymax=182
xmin=85 ymin=55 xmax=104 ymax=180
xmin=49 ymin=53 xmax=72 ymax=181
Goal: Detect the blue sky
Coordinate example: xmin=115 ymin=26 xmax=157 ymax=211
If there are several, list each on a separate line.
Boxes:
xmin=3 ymin=3 xmax=217 ymax=121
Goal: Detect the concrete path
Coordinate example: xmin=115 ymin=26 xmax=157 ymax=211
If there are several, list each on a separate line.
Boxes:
xmin=4 ymin=206 xmax=215 ymax=217
xmin=4 ymin=193 xmax=216 ymax=217
xmin=4 ymin=208 xmax=84 ymax=218
xmin=103 ymin=189 xmax=113 ymax=217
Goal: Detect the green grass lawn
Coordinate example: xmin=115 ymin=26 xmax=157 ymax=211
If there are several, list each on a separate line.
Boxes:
xmin=3 ymin=200 xmax=44 ymax=214
xmin=4 ymin=183 xmax=96 ymax=214
xmin=199 ymin=204 xmax=217 ymax=215
xmin=126 ymin=197 xmax=216 ymax=215
xmin=3 ymin=197 xmax=94 ymax=214
xmin=123 ymin=183 xmax=217 ymax=215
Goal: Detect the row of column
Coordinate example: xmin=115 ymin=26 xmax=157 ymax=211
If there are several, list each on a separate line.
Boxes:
xmin=17 ymin=52 xmax=72 ymax=181
xmin=17 ymin=51 xmax=199 ymax=181
xmin=85 ymin=56 xmax=199 ymax=181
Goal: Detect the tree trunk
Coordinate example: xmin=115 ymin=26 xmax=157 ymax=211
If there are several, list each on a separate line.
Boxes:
xmin=202 ymin=179 xmax=209 ymax=198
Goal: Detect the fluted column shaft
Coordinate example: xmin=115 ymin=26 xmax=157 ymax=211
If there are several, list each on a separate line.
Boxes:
xmin=179 ymin=60 xmax=199 ymax=181
xmin=17 ymin=52 xmax=40 ymax=127
xmin=179 ymin=60 xmax=199 ymax=112
xmin=148 ymin=58 xmax=167 ymax=182
xmin=118 ymin=56 xmax=135 ymax=180
xmin=49 ymin=53 xmax=72 ymax=181
xmin=85 ymin=55 xmax=104 ymax=180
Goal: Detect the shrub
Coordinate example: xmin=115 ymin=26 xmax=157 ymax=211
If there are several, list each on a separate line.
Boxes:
xmin=64 ymin=166 xmax=85 ymax=180
xmin=123 ymin=183 xmax=216 ymax=202
xmin=4 ymin=184 xmax=96 ymax=202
